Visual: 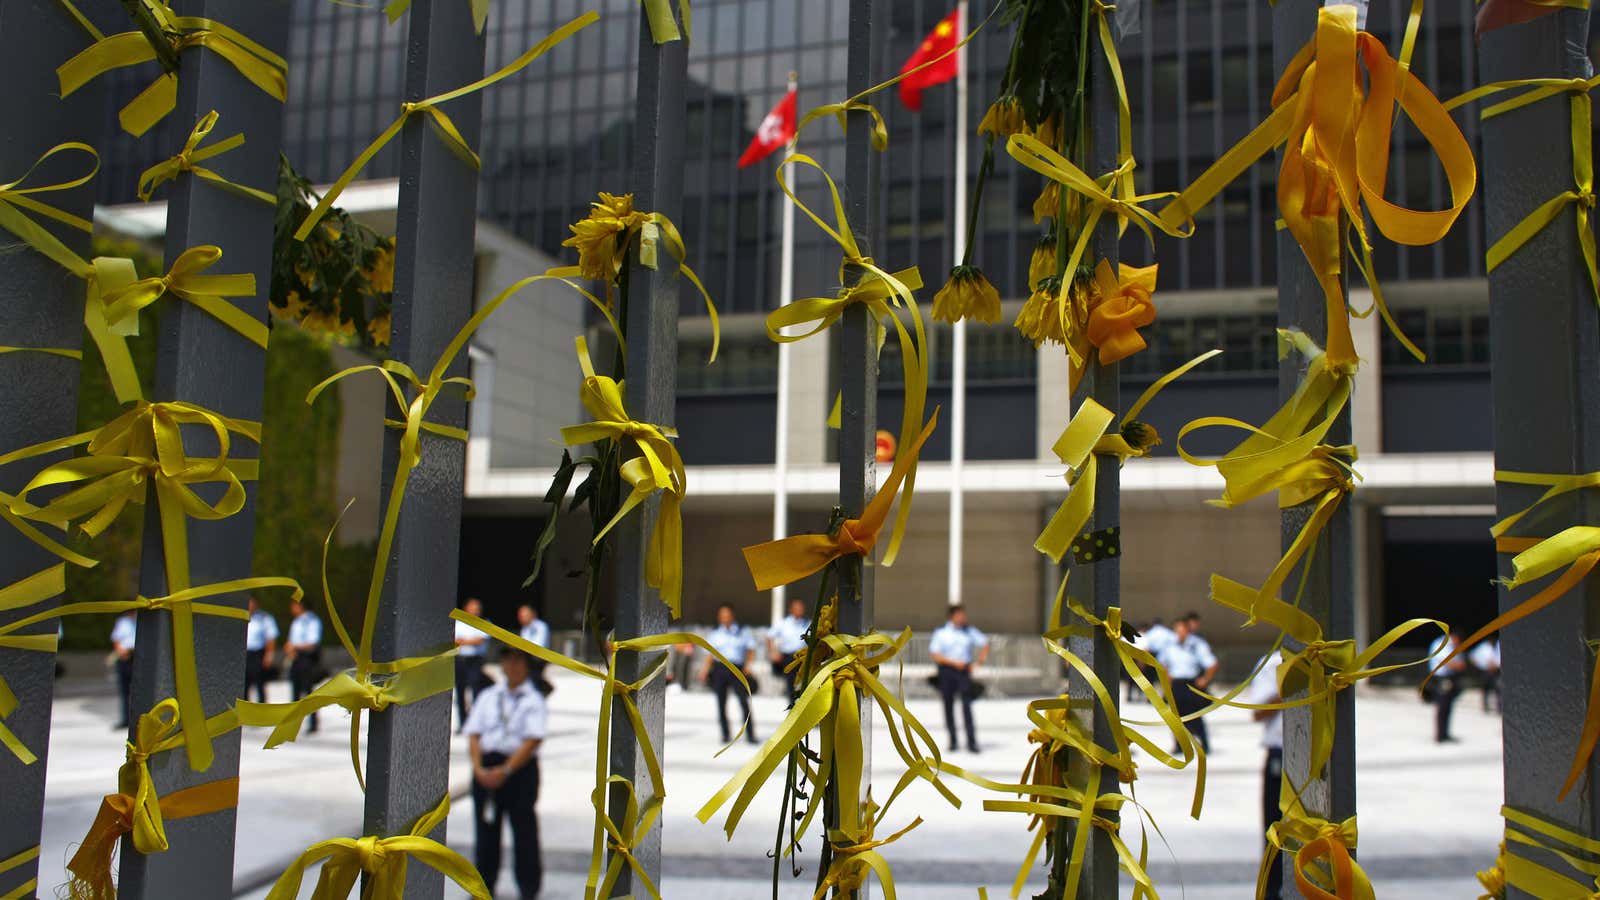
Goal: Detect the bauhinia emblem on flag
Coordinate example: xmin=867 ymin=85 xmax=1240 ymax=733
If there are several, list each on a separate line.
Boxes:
xmin=737 ymin=87 xmax=798 ymax=168
xmin=898 ymin=7 xmax=961 ymax=111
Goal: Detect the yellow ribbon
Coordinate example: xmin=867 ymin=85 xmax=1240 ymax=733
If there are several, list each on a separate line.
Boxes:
xmin=57 ymin=15 xmax=288 ymax=136
xmin=0 ymin=652 xmax=53 ymax=765
xmin=0 ymin=845 xmax=39 ymax=900
xmin=7 ymin=401 xmax=262 ymax=770
xmin=592 ymin=777 xmax=665 ymax=900
xmin=1498 ymin=805 xmax=1600 ymax=899
xmin=638 ymin=0 xmax=689 ymax=44
xmin=65 ymin=699 xmax=241 ymax=900
xmin=294 ymin=12 xmax=598 ymax=241
xmin=1085 ymin=260 xmax=1158 ymax=365
xmin=98 ymin=245 xmax=265 ymax=349
xmin=560 ymin=336 xmax=688 ymax=616
xmin=698 ymin=629 xmax=958 ymax=845
xmin=82 ymin=256 xmax=146 ymax=404
xmin=382 ymin=0 xmax=492 ymax=34
xmin=742 ymin=411 xmax=939 ymax=592
xmin=1036 ymin=350 xmax=1221 ymax=563
xmin=0 ymin=142 xmax=97 ymax=277
xmin=1447 ymin=75 xmax=1600 ymax=304
xmin=136 ymin=110 xmax=274 ymax=204
xmin=810 ymin=783 xmax=923 ymax=900
xmin=766 ymin=152 xmax=930 ymax=565
xmin=1161 ymin=5 xmax=1475 ymax=369
xmin=265 ymin=794 xmax=490 ymax=900
xmin=1260 ymin=805 xmax=1372 ymax=900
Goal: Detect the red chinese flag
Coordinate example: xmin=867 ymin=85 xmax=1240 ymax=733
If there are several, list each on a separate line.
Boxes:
xmin=737 ymin=88 xmax=798 ymax=168
xmin=898 ymin=8 xmax=961 ymax=111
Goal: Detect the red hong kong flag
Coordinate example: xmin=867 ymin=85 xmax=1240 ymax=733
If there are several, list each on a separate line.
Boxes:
xmin=737 ymin=88 xmax=798 ymax=168
xmin=898 ymin=7 xmax=961 ymax=111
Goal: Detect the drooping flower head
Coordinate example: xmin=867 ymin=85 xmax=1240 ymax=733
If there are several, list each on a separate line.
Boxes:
xmin=932 ymin=265 xmax=1002 ymax=324
xmin=562 ymin=191 xmax=651 ymax=282
xmin=977 ymin=96 xmax=1026 ymax=139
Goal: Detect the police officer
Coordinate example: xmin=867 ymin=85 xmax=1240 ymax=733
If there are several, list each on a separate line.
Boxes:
xmin=1427 ymin=628 xmax=1468 ymax=743
xmin=1243 ymin=651 xmax=1286 ymax=899
xmin=243 ymin=596 xmax=279 ymax=704
xmin=455 ymin=598 xmax=491 ymax=731
xmin=465 ymin=646 xmax=546 ymax=900
xmin=285 ymin=597 xmax=324 ymax=733
xmin=766 ymin=598 xmax=810 ymax=682
xmin=1157 ymin=611 xmax=1219 ymax=753
xmin=109 ymin=612 xmax=137 ymax=729
xmin=1469 ymin=635 xmax=1501 ymax=714
xmin=701 ymin=603 xmax=757 ymax=744
xmin=929 ymin=605 xmax=989 ymax=753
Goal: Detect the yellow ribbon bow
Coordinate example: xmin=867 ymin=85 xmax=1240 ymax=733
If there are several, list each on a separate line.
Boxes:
xmin=592 ymin=777 xmax=665 ymax=900
xmin=768 ymin=152 xmax=930 ymax=566
xmin=294 ymin=12 xmax=598 ymax=241
xmin=265 ymin=794 xmax=490 ymax=900
xmin=559 ymin=336 xmax=688 ymax=615
xmin=98 ymin=245 xmax=265 ymax=349
xmin=1261 ymin=807 xmax=1373 ymax=900
xmin=449 ymin=611 xmax=750 ymax=900
xmin=698 ymin=628 xmax=958 ymax=844
xmin=742 ymin=411 xmax=940 ymax=592
xmin=811 ymin=790 xmax=922 ymax=900
xmin=7 ymin=401 xmax=261 ymax=770
xmin=1447 ymin=75 xmax=1600 ymax=305
xmin=1085 ymin=260 xmax=1157 ymax=365
xmin=57 ymin=10 xmax=287 ymax=137
xmin=0 ymin=142 xmax=97 ymax=277
xmin=65 ymin=699 xmax=241 ymax=900
xmin=136 ymin=110 xmax=273 ymax=204
xmin=1498 ymin=805 xmax=1600 ymax=899
xmin=1161 ymin=4 xmax=1475 ymax=369
xmin=1036 ymin=350 xmax=1222 ymax=564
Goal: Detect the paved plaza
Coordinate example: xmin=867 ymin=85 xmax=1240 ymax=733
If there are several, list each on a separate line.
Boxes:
xmin=36 ymin=665 xmax=1500 ymax=898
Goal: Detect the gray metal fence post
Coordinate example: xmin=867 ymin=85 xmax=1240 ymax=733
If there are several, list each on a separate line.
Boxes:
xmin=120 ymin=2 xmax=289 ymax=897
xmin=603 ymin=5 xmax=687 ymax=892
xmin=0 ymin=3 xmax=102 ymax=895
xmin=1062 ymin=12 xmax=1125 ymax=896
xmin=1270 ymin=0 xmax=1358 ymax=892
xmin=361 ymin=1 xmax=484 ymax=895
xmin=1476 ymin=9 xmax=1600 ymax=898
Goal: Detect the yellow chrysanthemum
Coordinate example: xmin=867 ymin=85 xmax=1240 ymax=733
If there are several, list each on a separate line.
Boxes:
xmin=272 ymin=289 xmax=311 ymax=322
xmin=366 ymin=242 xmax=395 ymax=294
xmin=977 ymin=96 xmax=1026 ymax=139
xmin=1033 ymin=181 xmax=1060 ymax=224
xmin=1028 ymin=115 xmax=1059 ymax=150
xmin=932 ymin=265 xmax=1002 ymax=324
xmin=367 ymin=312 xmax=392 ymax=347
xmin=1029 ymin=240 xmax=1056 ymax=289
xmin=1475 ymin=843 xmax=1507 ymax=900
xmin=1014 ymin=273 xmax=1092 ymax=362
xmin=562 ymin=191 xmax=651 ymax=282
xmin=294 ymin=262 xmax=318 ymax=291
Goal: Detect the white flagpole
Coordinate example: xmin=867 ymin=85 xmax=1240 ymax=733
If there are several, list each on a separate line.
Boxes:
xmin=948 ymin=0 xmax=970 ymax=609
xmin=771 ymin=71 xmax=799 ymax=629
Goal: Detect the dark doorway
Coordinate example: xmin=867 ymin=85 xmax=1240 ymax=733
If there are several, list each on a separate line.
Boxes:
xmin=1381 ymin=515 xmax=1497 ymax=646
xmin=457 ymin=514 xmax=544 ymax=630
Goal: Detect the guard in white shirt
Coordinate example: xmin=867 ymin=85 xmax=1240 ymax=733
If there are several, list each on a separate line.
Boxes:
xmin=701 ymin=604 xmax=758 ymax=744
xmin=1243 ymin=652 xmax=1286 ymax=900
xmin=285 ymin=598 xmax=324 ymax=733
xmin=516 ymin=602 xmax=550 ymax=686
xmin=455 ymin=598 xmax=491 ymax=731
xmin=465 ymin=646 xmax=546 ymax=899
xmin=1155 ymin=611 xmax=1219 ymax=753
xmin=109 ymin=612 xmax=137 ymax=729
xmin=929 ymin=605 xmax=989 ymax=753
xmin=766 ymin=598 xmax=810 ymax=682
xmin=243 ymin=596 xmax=280 ymax=704
xmin=1427 ymin=629 xmax=1468 ymax=743
xmin=1469 ymin=635 xmax=1500 ymax=713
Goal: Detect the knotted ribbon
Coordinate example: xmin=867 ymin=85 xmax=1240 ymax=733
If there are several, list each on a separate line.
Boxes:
xmin=264 ymin=794 xmax=489 ymax=900
xmin=743 ymin=410 xmax=939 ymax=592
xmin=560 ymin=336 xmax=687 ymax=615
xmin=294 ymin=12 xmax=597 ymax=240
xmin=811 ymin=790 xmax=922 ymax=900
xmin=591 ymin=777 xmax=664 ymax=900
xmin=0 ymin=142 xmax=97 ymax=277
xmin=136 ymin=110 xmax=273 ymax=204
xmin=1160 ymin=4 xmax=1475 ymax=369
xmin=1259 ymin=807 xmax=1372 ymax=900
xmin=65 ymin=699 xmax=241 ymax=900
xmin=57 ymin=11 xmax=287 ymax=136
xmin=7 ymin=400 xmax=261 ymax=770
xmin=99 ymin=245 xmax=264 ymax=349
xmin=1085 ymin=260 xmax=1158 ymax=365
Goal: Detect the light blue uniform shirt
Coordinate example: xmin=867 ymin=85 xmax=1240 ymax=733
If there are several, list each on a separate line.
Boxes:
xmin=246 ymin=611 xmax=279 ymax=651
xmin=455 ymin=619 xmax=489 ymax=657
xmin=1157 ymin=633 xmax=1216 ymax=681
xmin=520 ymin=619 xmax=550 ymax=648
xmin=288 ymin=611 xmax=322 ymax=648
xmin=707 ymin=624 xmax=756 ymax=666
xmin=769 ymin=615 xmax=809 ymax=655
xmin=1140 ymin=623 xmax=1177 ymax=659
xmin=929 ymin=623 xmax=989 ymax=665
xmin=110 ymin=614 xmax=137 ymax=651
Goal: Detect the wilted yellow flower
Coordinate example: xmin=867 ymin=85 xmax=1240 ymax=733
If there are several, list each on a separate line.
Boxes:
xmin=367 ymin=312 xmax=392 ymax=347
xmin=1120 ymin=420 xmax=1162 ymax=455
xmin=1029 ymin=239 xmax=1056 ymax=290
xmin=1015 ymin=272 xmax=1093 ymax=373
xmin=932 ymin=265 xmax=1001 ymax=324
xmin=1029 ymin=115 xmax=1059 ymax=150
xmin=300 ymin=309 xmax=355 ymax=340
xmin=366 ymin=242 xmax=395 ymax=294
xmin=1033 ymin=181 xmax=1059 ymax=224
xmin=272 ymin=289 xmax=311 ymax=322
xmin=562 ymin=191 xmax=651 ymax=282
xmin=1475 ymin=843 xmax=1507 ymax=900
xmin=294 ymin=262 xmax=318 ymax=291
xmin=1014 ymin=281 xmax=1064 ymax=347
xmin=977 ymin=96 xmax=1025 ymax=138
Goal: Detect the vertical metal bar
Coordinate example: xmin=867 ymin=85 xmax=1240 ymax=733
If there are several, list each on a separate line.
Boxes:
xmin=1270 ymin=1 xmax=1357 ymax=893
xmin=0 ymin=3 xmax=101 ymax=894
xmin=360 ymin=2 xmax=484 ymax=896
xmin=1063 ymin=8 xmax=1124 ymax=896
xmin=119 ymin=2 xmax=289 ymax=897
xmin=603 ymin=6 xmax=686 ymax=893
xmin=1477 ymin=10 xmax=1600 ymax=898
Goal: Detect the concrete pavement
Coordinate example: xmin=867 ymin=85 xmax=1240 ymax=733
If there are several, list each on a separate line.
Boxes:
xmin=36 ymin=666 xmax=1501 ymax=898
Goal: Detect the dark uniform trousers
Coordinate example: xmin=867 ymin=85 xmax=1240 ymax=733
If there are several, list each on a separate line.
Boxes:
xmin=709 ymin=665 xmax=754 ymax=743
xmin=289 ymin=649 xmax=321 ymax=732
xmin=1262 ymin=747 xmax=1284 ymax=899
xmin=473 ymin=752 xmax=542 ymax=898
xmin=935 ymin=663 xmax=977 ymax=750
xmin=244 ymin=649 xmax=268 ymax=704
